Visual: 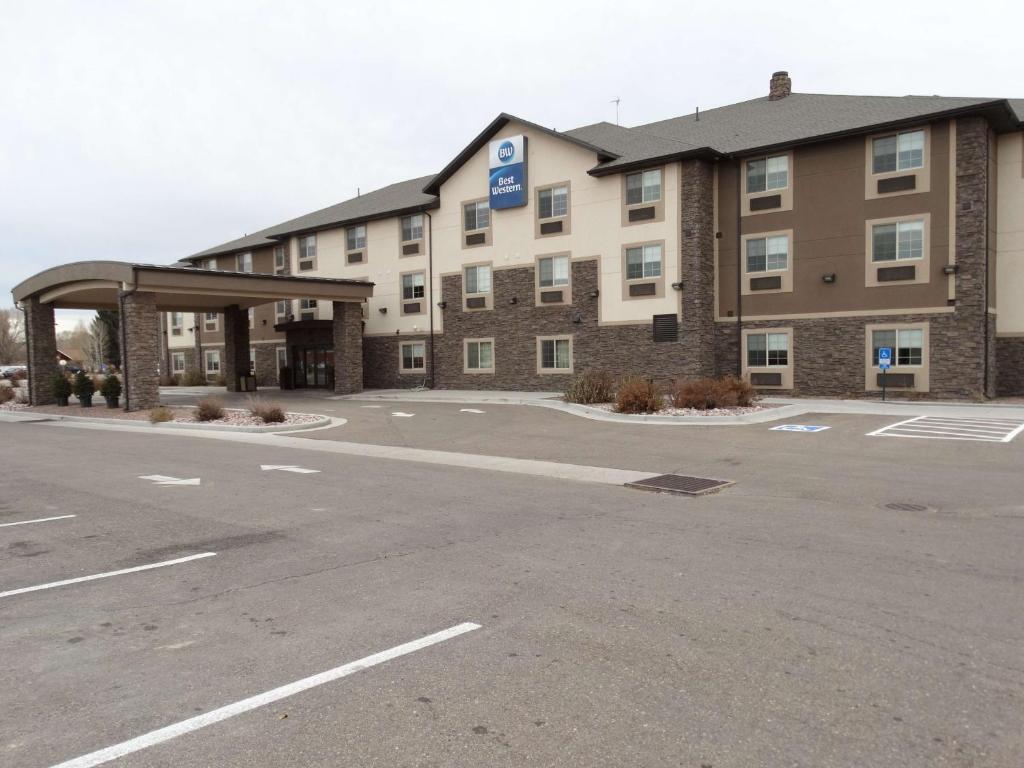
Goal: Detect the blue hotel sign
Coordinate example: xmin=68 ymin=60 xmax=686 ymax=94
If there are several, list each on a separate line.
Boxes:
xmin=488 ymin=135 xmax=528 ymax=209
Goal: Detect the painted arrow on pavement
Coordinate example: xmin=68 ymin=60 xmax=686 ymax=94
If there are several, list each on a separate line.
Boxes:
xmin=260 ymin=465 xmax=321 ymax=474
xmin=391 ymin=412 xmax=415 ymax=418
xmin=139 ymin=475 xmax=201 ymax=486
xmin=459 ymin=408 xmax=485 ymax=414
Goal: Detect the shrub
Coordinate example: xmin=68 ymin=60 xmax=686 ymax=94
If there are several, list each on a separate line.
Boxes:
xmin=721 ymin=375 xmax=756 ymax=407
xmin=149 ymin=406 xmax=174 ymax=423
xmin=72 ymin=371 xmax=94 ymax=399
xmin=615 ymin=376 xmax=662 ymax=414
xmin=0 ymin=386 xmax=14 ymax=404
xmin=248 ymin=397 xmax=286 ymax=424
xmin=564 ymin=369 xmax=613 ymax=404
xmin=195 ymin=397 xmax=224 ymax=422
xmin=100 ymin=374 xmax=122 ymax=399
xmin=10 ymin=369 xmax=26 ymax=383
xmin=672 ymin=376 xmax=758 ymax=410
xmin=53 ymin=373 xmax=72 ymax=399
xmin=182 ymin=369 xmax=207 ymax=387
xmin=159 ymin=373 xmax=179 ymax=387
xmin=212 ymin=373 xmax=227 ymax=387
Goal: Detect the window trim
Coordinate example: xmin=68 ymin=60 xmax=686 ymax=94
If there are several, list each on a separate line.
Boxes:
xmin=865 ymin=125 xmax=931 ymax=199
xmin=463 ymin=337 xmax=495 ymax=374
xmin=297 ymin=234 xmax=318 ymax=272
xmin=534 ymin=252 xmax=572 ymax=306
xmin=741 ymin=151 xmax=793 ymax=216
xmin=204 ymin=349 xmax=221 ymax=375
xmin=399 ymin=214 xmax=425 ymax=255
xmin=398 ymin=340 xmax=427 ymax=374
xmin=620 ymin=239 xmax=666 ymax=301
xmin=461 ymin=198 xmax=492 ymax=249
xmin=741 ymin=229 xmax=794 ymax=295
xmin=273 ymin=244 xmax=287 ymax=275
xmin=400 ymin=269 xmax=427 ymax=316
xmin=170 ymin=351 xmax=186 ymax=374
xmin=298 ymin=297 xmax=318 ymax=320
xmin=534 ymin=180 xmax=572 ymax=238
xmin=462 ymin=261 xmax=493 ymax=311
xmin=865 ymin=213 xmax=931 ymax=287
xmin=741 ymin=327 xmax=793 ymax=390
xmin=169 ymin=312 xmax=183 ymax=336
xmin=203 ymin=312 xmax=219 ymax=332
xmin=536 ymin=335 xmax=574 ymax=374
xmin=344 ymin=224 xmax=367 ymax=264
xmin=275 ymin=346 xmax=287 ymax=374
xmin=621 ymin=167 xmax=666 ymax=226
xmin=864 ymin=322 xmax=930 ymax=392
xmin=275 ymin=299 xmax=291 ymax=322
xmin=235 ymin=251 xmax=253 ymax=273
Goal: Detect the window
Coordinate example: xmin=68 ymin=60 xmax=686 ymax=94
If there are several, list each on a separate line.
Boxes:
xmin=872 ymin=220 xmax=924 ymax=262
xmin=274 ymin=245 xmax=286 ymax=274
xmin=275 ymin=300 xmax=290 ymax=320
xmin=464 ymin=264 xmax=491 ymax=294
xmin=465 ymin=339 xmax=494 ymax=372
xmin=538 ymin=337 xmax=572 ymax=372
xmin=402 ymin=272 xmax=425 ymax=300
xmin=747 ymin=333 xmax=789 ymax=367
xmin=249 ymin=347 xmax=256 ymax=375
xmin=170 ymin=312 xmax=183 ymax=336
xmin=401 ymin=215 xmax=423 ymax=242
xmin=236 ymin=252 xmax=252 ymax=273
xmin=625 ymin=169 xmax=661 ymax=205
xmin=746 ymin=155 xmax=788 ymax=193
xmin=872 ymin=329 xmax=923 ymax=366
xmin=171 ymin=352 xmax=185 ymax=374
xmin=746 ymin=235 xmax=789 ymax=273
xmin=464 ymin=201 xmax=490 ymax=231
xmin=873 ymin=129 xmax=925 ymax=174
xmin=204 ymin=312 xmax=218 ymax=332
xmin=625 ymin=244 xmax=662 ymax=280
xmin=276 ymin=347 xmax=287 ymax=372
xmin=400 ymin=341 xmax=426 ymax=372
xmin=204 ymin=350 xmax=220 ymax=374
xmin=298 ymin=235 xmax=317 ymax=271
xmin=537 ymin=255 xmax=569 ymax=288
xmin=199 ymin=258 xmax=217 ymax=270
xmin=538 ymin=185 xmax=568 ymax=219
xmin=346 ymin=225 xmax=366 ymax=251
xmin=248 ymin=307 xmax=255 ymax=329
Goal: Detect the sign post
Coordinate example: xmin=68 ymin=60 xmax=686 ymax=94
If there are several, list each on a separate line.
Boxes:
xmin=878 ymin=347 xmax=892 ymax=402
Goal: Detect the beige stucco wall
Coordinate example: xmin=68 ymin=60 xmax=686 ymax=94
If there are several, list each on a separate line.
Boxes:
xmin=996 ymin=132 xmax=1024 ymax=334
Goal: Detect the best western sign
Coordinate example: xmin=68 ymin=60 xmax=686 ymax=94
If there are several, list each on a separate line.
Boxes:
xmin=488 ymin=135 xmax=527 ymax=209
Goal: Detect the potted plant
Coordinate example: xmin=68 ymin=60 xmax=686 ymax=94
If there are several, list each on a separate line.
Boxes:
xmin=100 ymin=374 xmax=122 ymax=408
xmin=72 ymin=370 xmax=95 ymax=407
xmin=53 ymin=373 xmax=72 ymax=406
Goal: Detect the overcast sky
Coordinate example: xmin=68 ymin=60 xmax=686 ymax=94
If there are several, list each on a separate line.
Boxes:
xmin=2 ymin=0 xmax=1022 ymax=331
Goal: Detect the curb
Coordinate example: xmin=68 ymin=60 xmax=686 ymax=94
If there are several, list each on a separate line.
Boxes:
xmin=0 ymin=410 xmax=333 ymax=434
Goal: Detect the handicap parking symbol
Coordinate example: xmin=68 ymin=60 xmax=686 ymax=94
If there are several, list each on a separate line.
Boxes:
xmin=770 ymin=424 xmax=831 ymax=433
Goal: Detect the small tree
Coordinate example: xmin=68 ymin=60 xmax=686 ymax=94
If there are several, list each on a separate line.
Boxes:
xmin=100 ymin=374 xmax=122 ymax=400
xmin=53 ymin=373 xmax=72 ymax=401
xmin=72 ymin=370 xmax=95 ymax=400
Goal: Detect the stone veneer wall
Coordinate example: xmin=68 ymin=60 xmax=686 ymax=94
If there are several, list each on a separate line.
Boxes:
xmin=996 ymin=337 xmax=1024 ymax=396
xmin=363 ymin=335 xmax=432 ymax=389
xmin=679 ymin=158 xmax=717 ymax=378
xmin=24 ymin=297 xmax=58 ymax=405
xmin=121 ymin=291 xmax=160 ymax=410
xmin=331 ymin=301 xmax=363 ymax=394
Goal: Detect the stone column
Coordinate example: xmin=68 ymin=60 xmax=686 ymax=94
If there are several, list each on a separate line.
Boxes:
xmin=222 ymin=305 xmax=251 ymax=392
xmin=120 ymin=291 xmax=161 ymax=411
xmin=192 ymin=312 xmax=203 ymax=378
xmin=680 ymin=158 xmax=717 ymax=379
xmin=23 ymin=297 xmax=58 ymax=405
xmin=332 ymin=301 xmax=363 ymax=394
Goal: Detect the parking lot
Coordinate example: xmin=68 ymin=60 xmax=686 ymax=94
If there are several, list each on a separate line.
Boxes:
xmin=2 ymin=400 xmax=1023 ymax=767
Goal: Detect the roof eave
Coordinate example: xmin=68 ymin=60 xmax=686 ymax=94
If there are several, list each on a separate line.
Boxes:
xmin=587 ymin=146 xmax=723 ymax=176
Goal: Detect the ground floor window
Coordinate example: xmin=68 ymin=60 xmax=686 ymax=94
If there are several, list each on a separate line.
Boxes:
xmin=276 ymin=347 xmax=287 ymax=372
xmin=400 ymin=341 xmax=426 ymax=373
xmin=205 ymin=350 xmax=221 ymax=374
xmin=249 ymin=347 xmax=256 ymax=375
xmin=872 ymin=328 xmax=923 ymax=366
xmin=538 ymin=336 xmax=572 ymax=373
xmin=464 ymin=339 xmax=494 ymax=373
xmin=171 ymin=352 xmax=185 ymax=374
xmin=746 ymin=332 xmax=789 ymax=367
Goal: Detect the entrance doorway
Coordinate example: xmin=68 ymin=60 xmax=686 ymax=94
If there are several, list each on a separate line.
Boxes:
xmin=293 ymin=346 xmax=334 ymax=388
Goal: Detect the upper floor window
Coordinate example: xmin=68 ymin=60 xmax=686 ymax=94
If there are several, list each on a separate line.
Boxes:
xmin=236 ymin=252 xmax=252 ymax=273
xmin=538 ymin=255 xmax=569 ymax=288
xmin=872 ymin=328 xmax=923 ymax=366
xmin=872 ymin=129 xmax=925 ymax=174
xmin=401 ymin=272 xmax=425 ymax=300
xmin=401 ymin=214 xmax=423 ymax=242
xmin=746 ymin=155 xmax=788 ymax=193
xmin=625 ymin=169 xmax=661 ymax=205
xmin=275 ymin=300 xmax=290 ymax=320
xmin=204 ymin=312 xmax=218 ymax=332
xmin=298 ymin=235 xmax=317 ymax=271
xmin=464 ymin=201 xmax=490 ymax=232
xmin=464 ymin=264 xmax=492 ymax=294
xmin=273 ymin=245 xmax=286 ymax=274
xmin=747 ymin=333 xmax=789 ymax=367
xmin=746 ymin=235 xmax=789 ymax=273
xmin=346 ymin=225 xmax=366 ymax=251
xmin=872 ymin=220 xmax=924 ymax=262
xmin=169 ymin=312 xmax=183 ymax=336
xmin=625 ymin=243 xmax=662 ymax=280
xmin=199 ymin=258 xmax=217 ymax=270
xmin=538 ymin=185 xmax=568 ymax=219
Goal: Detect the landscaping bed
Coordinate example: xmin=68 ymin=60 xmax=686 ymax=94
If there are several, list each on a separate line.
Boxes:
xmin=1 ymin=402 xmax=322 ymax=427
xmin=581 ymin=401 xmax=776 ymax=417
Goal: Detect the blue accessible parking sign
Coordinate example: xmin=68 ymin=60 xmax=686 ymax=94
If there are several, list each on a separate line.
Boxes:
xmin=878 ymin=347 xmax=892 ymax=370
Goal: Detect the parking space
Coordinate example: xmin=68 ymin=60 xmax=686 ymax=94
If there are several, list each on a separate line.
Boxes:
xmin=868 ymin=415 xmax=1024 ymax=443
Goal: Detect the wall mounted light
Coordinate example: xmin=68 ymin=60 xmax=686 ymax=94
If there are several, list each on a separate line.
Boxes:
xmin=671 ymin=281 xmax=683 ymax=291
xmin=572 ymin=313 xmax=583 ymax=324
xmin=437 ymin=300 xmax=447 ymax=309
xmin=261 ymin=319 xmax=267 ymax=326
xmin=509 ymin=296 xmax=518 ymax=305
xmin=589 ymin=290 xmax=599 ymax=299
xmin=942 ymin=264 xmax=959 ymax=275
xmin=822 ymin=273 xmax=837 ymax=284
xmin=378 ymin=307 xmax=388 ymax=314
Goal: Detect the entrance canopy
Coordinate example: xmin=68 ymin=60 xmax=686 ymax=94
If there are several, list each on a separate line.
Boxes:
xmin=12 ymin=261 xmax=373 ymax=311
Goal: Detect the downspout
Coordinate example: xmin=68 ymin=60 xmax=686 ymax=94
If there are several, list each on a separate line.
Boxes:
xmin=118 ymin=269 xmax=139 ymax=411
xmin=425 ymin=209 xmax=436 ymax=389
xmin=15 ymin=300 xmax=32 ymax=406
xmin=735 ymin=160 xmax=743 ymax=374
xmin=982 ymin=132 xmax=991 ymax=398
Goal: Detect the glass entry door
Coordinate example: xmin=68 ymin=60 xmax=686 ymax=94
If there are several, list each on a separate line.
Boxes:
xmin=293 ymin=346 xmax=334 ymax=389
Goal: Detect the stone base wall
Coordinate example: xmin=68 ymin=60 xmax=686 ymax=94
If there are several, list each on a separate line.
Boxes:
xmin=364 ymin=335 xmax=432 ymax=389
xmin=254 ymin=344 xmax=280 ymax=386
xmin=996 ymin=337 xmax=1024 ymax=396
xmin=24 ymin=298 xmax=58 ymax=405
xmin=121 ymin=291 xmax=160 ymax=410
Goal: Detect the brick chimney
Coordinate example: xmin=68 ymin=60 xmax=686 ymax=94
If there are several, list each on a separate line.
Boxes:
xmin=769 ymin=71 xmax=791 ymax=100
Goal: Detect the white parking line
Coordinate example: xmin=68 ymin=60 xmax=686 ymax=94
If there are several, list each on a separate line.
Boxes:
xmin=0 ymin=514 xmax=76 ymax=528
xmin=868 ymin=415 xmax=1024 ymax=443
xmin=50 ymin=621 xmax=481 ymax=768
xmin=0 ymin=552 xmax=216 ymax=599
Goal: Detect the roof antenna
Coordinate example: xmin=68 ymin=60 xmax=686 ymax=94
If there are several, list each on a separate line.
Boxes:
xmin=610 ymin=97 xmax=620 ymax=126
xmin=357 ymin=187 xmax=360 ymax=196
xmin=695 ymin=106 xmax=700 ymax=121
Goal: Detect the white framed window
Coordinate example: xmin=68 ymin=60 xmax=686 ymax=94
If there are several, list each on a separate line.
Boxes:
xmin=747 ymin=333 xmax=789 ymax=367
xmin=873 ymin=129 xmax=925 ymax=174
xmin=346 ymin=225 xmax=366 ymax=251
xmin=204 ymin=312 xmax=218 ymax=332
xmin=171 ymin=351 xmax=186 ymax=374
xmin=275 ymin=299 xmax=290 ymax=321
xmin=273 ymin=245 xmax=287 ymax=274
xmin=276 ymin=346 xmax=287 ymax=372
xmin=463 ymin=201 xmax=490 ymax=231
xmin=625 ymin=243 xmax=663 ymax=280
xmin=299 ymin=298 xmax=317 ymax=320
xmin=538 ymin=337 xmax=572 ymax=372
xmin=465 ymin=339 xmax=494 ymax=372
xmin=538 ymin=185 xmax=569 ymax=219
xmin=538 ymin=255 xmax=569 ymax=288
xmin=625 ymin=169 xmax=661 ymax=205
xmin=236 ymin=252 xmax=252 ymax=273
xmin=402 ymin=272 xmax=425 ymax=300
xmin=464 ymin=264 xmax=492 ymax=294
xmin=400 ymin=341 xmax=426 ymax=372
xmin=199 ymin=258 xmax=217 ymax=270
xmin=170 ymin=312 xmax=183 ymax=336
xmin=746 ymin=235 xmax=789 ymax=273
xmin=298 ymin=235 xmax=317 ymax=271
xmin=204 ymin=350 xmax=220 ymax=374
xmin=872 ymin=219 xmax=924 ymax=262
xmin=872 ymin=328 xmax=923 ymax=366
xmin=401 ymin=214 xmax=423 ymax=242
xmin=746 ymin=155 xmax=789 ymax=193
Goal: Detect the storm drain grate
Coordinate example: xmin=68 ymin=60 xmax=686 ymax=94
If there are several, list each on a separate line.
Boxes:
xmin=625 ymin=474 xmax=733 ymax=496
xmin=885 ymin=502 xmax=930 ymax=512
